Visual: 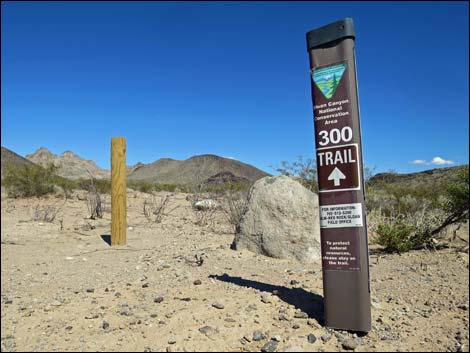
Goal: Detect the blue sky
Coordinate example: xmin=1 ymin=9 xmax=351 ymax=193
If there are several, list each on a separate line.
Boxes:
xmin=1 ymin=1 xmax=468 ymax=174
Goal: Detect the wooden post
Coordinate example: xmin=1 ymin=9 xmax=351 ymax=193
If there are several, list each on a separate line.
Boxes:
xmin=111 ymin=137 xmax=126 ymax=246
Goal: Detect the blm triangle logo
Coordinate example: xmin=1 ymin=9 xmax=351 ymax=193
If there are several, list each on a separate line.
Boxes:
xmin=312 ymin=63 xmax=347 ymax=99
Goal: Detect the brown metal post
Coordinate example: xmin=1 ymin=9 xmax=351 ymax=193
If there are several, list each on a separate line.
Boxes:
xmin=111 ymin=137 xmax=126 ymax=246
xmin=306 ymin=18 xmax=371 ymax=332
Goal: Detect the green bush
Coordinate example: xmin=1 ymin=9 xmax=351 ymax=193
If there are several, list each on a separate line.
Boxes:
xmin=128 ymin=180 xmax=155 ymax=193
xmin=376 ymin=222 xmax=419 ymax=253
xmin=442 ymin=165 xmax=469 ymax=221
xmin=2 ymin=163 xmax=58 ymax=197
xmin=94 ymin=179 xmax=111 ymax=194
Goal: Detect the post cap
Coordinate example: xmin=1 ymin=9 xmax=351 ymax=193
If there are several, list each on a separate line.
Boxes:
xmin=306 ymin=18 xmax=355 ymax=51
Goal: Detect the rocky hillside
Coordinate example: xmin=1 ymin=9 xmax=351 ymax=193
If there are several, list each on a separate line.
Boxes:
xmin=127 ymin=154 xmax=270 ymax=184
xmin=369 ymin=165 xmax=468 ymax=188
xmin=1 ymin=146 xmax=35 ymax=177
xmin=25 ymin=147 xmax=110 ymax=180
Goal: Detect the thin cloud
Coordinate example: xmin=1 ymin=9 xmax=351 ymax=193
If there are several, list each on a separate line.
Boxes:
xmin=430 ymin=156 xmax=454 ymax=165
xmin=410 ymin=156 xmax=455 ymax=166
xmin=411 ymin=159 xmax=427 ymax=165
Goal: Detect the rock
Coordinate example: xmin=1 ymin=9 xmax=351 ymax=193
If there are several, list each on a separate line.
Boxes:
xmin=199 ymin=326 xmax=218 ymax=337
xmin=193 ymin=280 xmax=202 ymax=285
xmin=232 ymin=176 xmax=321 ymax=262
xmin=212 ymin=302 xmax=225 ymax=309
xmin=294 ymin=312 xmax=308 ymax=319
xmin=261 ymin=340 xmax=279 ymax=352
xmin=86 ymin=288 xmax=95 ymax=293
xmin=101 ymin=320 xmax=110 ymax=330
xmin=154 ymin=296 xmax=164 ymax=303
xmin=321 ymin=333 xmax=332 ymax=342
xmin=168 ymin=337 xmax=176 ymax=345
xmin=253 ymin=330 xmax=266 ymax=341
xmin=290 ymin=280 xmax=299 ymax=285
xmin=194 ymin=199 xmax=218 ymax=210
xmin=272 ymin=335 xmax=282 ymax=342
xmin=307 ymin=333 xmax=317 ymax=344
xmin=292 ymin=324 xmax=300 ymax=329
xmin=261 ymin=294 xmax=272 ymax=304
xmin=342 ymin=338 xmax=358 ymax=350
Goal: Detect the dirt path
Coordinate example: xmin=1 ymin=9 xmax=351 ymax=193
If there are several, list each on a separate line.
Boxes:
xmin=1 ymin=192 xmax=469 ymax=352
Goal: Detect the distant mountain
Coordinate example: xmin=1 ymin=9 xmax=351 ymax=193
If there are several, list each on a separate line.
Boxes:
xmin=1 ymin=146 xmax=35 ymax=177
xmin=127 ymin=154 xmax=270 ymax=184
xmin=25 ymin=147 xmax=110 ymax=180
xmin=369 ymin=165 xmax=467 ymax=188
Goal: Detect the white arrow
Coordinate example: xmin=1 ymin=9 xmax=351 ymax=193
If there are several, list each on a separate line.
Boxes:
xmin=328 ymin=167 xmax=346 ymax=186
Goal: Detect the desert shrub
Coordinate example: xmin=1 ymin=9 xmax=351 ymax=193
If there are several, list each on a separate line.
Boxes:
xmin=128 ymin=180 xmax=154 ymax=193
xmin=376 ymin=222 xmax=417 ymax=253
xmin=368 ymin=165 xmax=469 ymax=252
xmin=31 ymin=199 xmax=65 ymax=223
xmin=3 ymin=163 xmax=58 ymax=198
xmin=93 ymin=179 xmax=111 ymax=194
xmin=442 ymin=165 xmax=469 ymax=222
xmin=219 ymin=189 xmax=249 ymax=233
xmin=272 ymin=156 xmax=318 ymax=192
xmin=53 ymin=176 xmax=77 ymax=198
xmin=143 ymin=194 xmax=170 ymax=223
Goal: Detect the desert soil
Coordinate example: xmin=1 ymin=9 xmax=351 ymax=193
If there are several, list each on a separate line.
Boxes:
xmin=1 ymin=190 xmax=469 ymax=352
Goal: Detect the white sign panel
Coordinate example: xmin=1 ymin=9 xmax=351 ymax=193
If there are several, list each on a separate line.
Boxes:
xmin=320 ymin=203 xmax=363 ymax=228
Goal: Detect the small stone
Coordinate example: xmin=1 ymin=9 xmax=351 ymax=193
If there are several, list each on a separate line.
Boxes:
xmin=142 ymin=283 xmax=149 ymax=288
xmin=150 ymin=313 xmax=158 ymax=318
xmin=261 ymin=294 xmax=272 ymax=304
xmin=335 ymin=333 xmax=345 ymax=342
xmin=261 ymin=340 xmax=278 ymax=352
xmin=321 ymin=333 xmax=332 ymax=342
xmin=294 ymin=312 xmax=308 ymax=319
xmin=115 ymin=292 xmax=121 ymax=298
xmin=272 ymin=335 xmax=281 ymax=342
xmin=86 ymin=288 xmax=95 ymax=293
xmin=4 ymin=299 xmax=13 ymax=304
xmin=342 ymin=338 xmax=358 ymax=350
xmin=253 ymin=330 xmax=266 ymax=341
xmin=199 ymin=326 xmax=218 ymax=337
xmin=292 ymin=323 xmax=300 ymax=329
xmin=212 ymin=302 xmax=225 ymax=309
xmin=180 ymin=297 xmax=191 ymax=302
xmin=65 ymin=325 xmax=73 ymax=331
xmin=154 ymin=296 xmax=164 ymax=303
xmin=193 ymin=280 xmax=202 ymax=285
xmin=102 ymin=320 xmax=110 ymax=330
xmin=290 ymin=280 xmax=299 ymax=285
xmin=307 ymin=333 xmax=317 ymax=344
xmin=168 ymin=337 xmax=176 ymax=345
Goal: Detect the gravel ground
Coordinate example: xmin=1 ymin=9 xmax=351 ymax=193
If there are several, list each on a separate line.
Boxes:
xmin=1 ymin=191 xmax=469 ymax=352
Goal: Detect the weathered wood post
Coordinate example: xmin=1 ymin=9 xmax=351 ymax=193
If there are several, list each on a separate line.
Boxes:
xmin=111 ymin=137 xmax=126 ymax=246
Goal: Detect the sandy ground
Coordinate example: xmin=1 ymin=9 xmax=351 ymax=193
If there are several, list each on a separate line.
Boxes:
xmin=1 ymin=191 xmax=469 ymax=352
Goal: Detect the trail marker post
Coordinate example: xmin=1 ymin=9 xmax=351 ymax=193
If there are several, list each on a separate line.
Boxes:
xmin=111 ymin=137 xmax=126 ymax=246
xmin=306 ymin=18 xmax=371 ymax=332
